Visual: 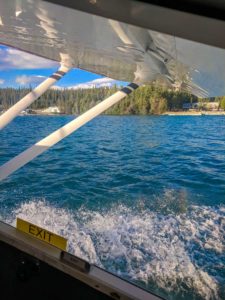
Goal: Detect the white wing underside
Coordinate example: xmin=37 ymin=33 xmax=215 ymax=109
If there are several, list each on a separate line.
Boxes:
xmin=1 ymin=0 xmax=225 ymax=97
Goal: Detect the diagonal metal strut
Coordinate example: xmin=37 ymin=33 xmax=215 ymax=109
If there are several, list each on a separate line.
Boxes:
xmin=0 ymin=83 xmax=139 ymax=181
xmin=0 ymin=65 xmax=71 ymax=131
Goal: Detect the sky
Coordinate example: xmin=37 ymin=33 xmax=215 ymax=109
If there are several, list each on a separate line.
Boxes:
xmin=0 ymin=44 xmax=126 ymax=89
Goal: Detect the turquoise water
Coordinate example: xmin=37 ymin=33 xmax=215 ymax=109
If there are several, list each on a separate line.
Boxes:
xmin=0 ymin=115 xmax=224 ymax=299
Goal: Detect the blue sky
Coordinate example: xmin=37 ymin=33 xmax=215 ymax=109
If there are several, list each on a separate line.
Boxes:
xmin=0 ymin=44 xmax=126 ymax=89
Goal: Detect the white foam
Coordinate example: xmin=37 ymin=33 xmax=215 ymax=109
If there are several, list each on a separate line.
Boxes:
xmin=4 ymin=200 xmax=225 ymax=300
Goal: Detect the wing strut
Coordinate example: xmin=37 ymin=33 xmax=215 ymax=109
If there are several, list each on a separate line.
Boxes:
xmin=0 ymin=83 xmax=139 ymax=181
xmin=0 ymin=65 xmax=71 ymax=131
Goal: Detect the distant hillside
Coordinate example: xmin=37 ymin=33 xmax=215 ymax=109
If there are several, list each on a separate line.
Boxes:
xmin=0 ymin=86 xmax=224 ymax=115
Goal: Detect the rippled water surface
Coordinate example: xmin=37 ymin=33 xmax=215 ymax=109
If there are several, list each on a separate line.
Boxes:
xmin=0 ymin=115 xmax=225 ymax=299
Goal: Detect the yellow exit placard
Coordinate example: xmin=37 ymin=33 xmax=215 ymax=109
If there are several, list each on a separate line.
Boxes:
xmin=16 ymin=218 xmax=67 ymax=251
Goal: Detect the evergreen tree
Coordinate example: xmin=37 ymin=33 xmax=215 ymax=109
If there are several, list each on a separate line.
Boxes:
xmin=0 ymin=85 xmax=209 ymax=115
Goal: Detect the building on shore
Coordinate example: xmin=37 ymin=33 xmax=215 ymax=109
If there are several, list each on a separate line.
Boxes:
xmin=204 ymin=102 xmax=219 ymax=110
xmin=42 ymin=106 xmax=61 ymax=114
xmin=182 ymin=101 xmax=219 ymax=111
xmin=182 ymin=102 xmax=198 ymax=110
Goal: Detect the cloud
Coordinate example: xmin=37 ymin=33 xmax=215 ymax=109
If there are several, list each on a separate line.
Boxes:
xmin=50 ymin=85 xmax=64 ymax=90
xmin=67 ymin=77 xmax=117 ymax=90
xmin=0 ymin=79 xmax=4 ymax=84
xmin=50 ymin=77 xmax=119 ymax=90
xmin=0 ymin=47 xmax=58 ymax=70
xmin=15 ymin=75 xmax=47 ymax=85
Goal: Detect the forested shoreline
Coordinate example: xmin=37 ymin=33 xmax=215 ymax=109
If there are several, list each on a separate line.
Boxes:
xmin=0 ymin=86 xmax=225 ymax=115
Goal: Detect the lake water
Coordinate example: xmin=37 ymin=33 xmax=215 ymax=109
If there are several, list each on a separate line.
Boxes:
xmin=0 ymin=115 xmax=224 ymax=299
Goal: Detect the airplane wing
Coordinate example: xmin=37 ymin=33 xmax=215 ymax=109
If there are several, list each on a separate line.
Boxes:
xmin=0 ymin=0 xmax=225 ymax=97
